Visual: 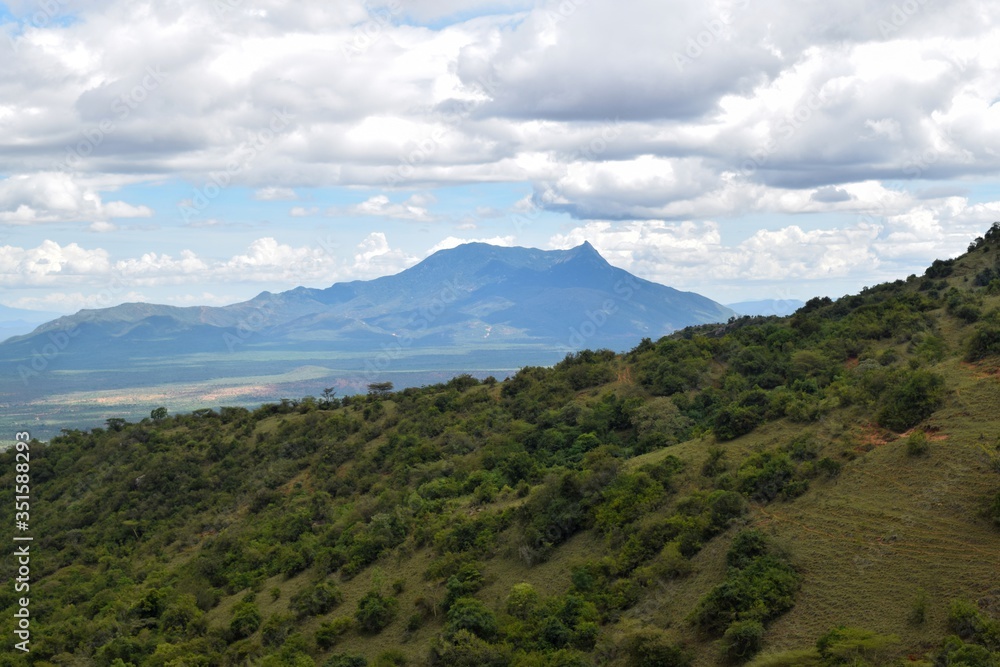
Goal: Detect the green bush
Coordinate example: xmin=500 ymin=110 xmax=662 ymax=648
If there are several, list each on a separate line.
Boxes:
xmin=323 ymin=654 xmax=368 ymax=667
xmin=737 ymin=452 xmax=796 ymax=503
xmin=260 ymin=613 xmax=294 ymax=648
xmin=905 ymin=430 xmax=930 ymax=457
xmin=374 ymin=649 xmax=408 ymax=667
xmin=948 ymin=599 xmax=1000 ymax=648
xmin=446 ymin=597 xmax=498 ymax=641
xmin=506 ymin=583 xmax=540 ymax=620
xmin=623 ymin=632 xmax=692 ymax=667
xmin=722 ymin=619 xmax=764 ymax=662
xmin=429 ymin=629 xmax=512 ymax=667
xmin=355 ymin=591 xmax=399 ymax=634
xmin=229 ymin=601 xmax=262 ymax=640
xmin=291 ymin=581 xmax=344 ymax=617
xmin=692 ymin=531 xmax=799 ymax=634
xmin=726 ymin=529 xmax=771 ymax=570
xmin=875 ymin=369 xmax=945 ymax=432
xmin=815 ymin=626 xmax=901 ymax=665
xmin=936 ymin=636 xmax=998 ymax=667
xmin=316 ymin=617 xmax=354 ymax=649
xmin=967 ymin=318 xmax=1000 ymax=361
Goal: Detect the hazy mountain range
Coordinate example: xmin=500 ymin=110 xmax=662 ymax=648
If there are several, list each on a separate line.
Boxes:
xmin=1 ymin=242 xmax=734 ymax=371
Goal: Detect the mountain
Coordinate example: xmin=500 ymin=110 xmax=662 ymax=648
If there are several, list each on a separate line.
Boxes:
xmin=17 ymin=242 xmax=732 ymax=354
xmin=726 ymin=299 xmax=806 ymax=317
xmin=0 ymin=242 xmax=734 ymax=438
xmin=2 ymin=230 xmax=998 ymax=666
xmin=0 ymin=304 xmax=63 ymax=342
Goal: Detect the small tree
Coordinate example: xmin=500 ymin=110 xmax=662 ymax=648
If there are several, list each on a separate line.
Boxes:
xmin=105 ymin=417 xmax=127 ymax=432
xmin=367 ymin=382 xmax=394 ymax=397
xmin=355 ymin=591 xmax=398 ymax=634
xmin=150 ymin=407 xmax=168 ymax=421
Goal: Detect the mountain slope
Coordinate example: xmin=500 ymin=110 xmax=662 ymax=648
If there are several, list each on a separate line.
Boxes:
xmin=1 ymin=226 xmax=998 ymax=666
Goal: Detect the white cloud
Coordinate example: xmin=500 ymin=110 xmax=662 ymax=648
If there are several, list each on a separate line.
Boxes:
xmin=351 ymin=232 xmax=418 ymax=277
xmin=2 ymin=0 xmax=1000 ymax=304
xmin=0 ymin=173 xmax=153 ymax=224
xmin=343 ymin=194 xmax=435 ymax=220
xmin=548 ymin=193 xmax=997 ymax=294
xmin=253 ymin=187 xmax=298 ymax=201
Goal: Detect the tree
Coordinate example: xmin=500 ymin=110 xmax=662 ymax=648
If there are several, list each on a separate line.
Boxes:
xmin=368 ymin=382 xmax=394 ymax=397
xmin=355 ymin=591 xmax=398 ymax=633
xmin=321 ymin=387 xmax=338 ymax=408
xmin=105 ymin=417 xmax=127 ymax=432
xmin=151 ymin=407 xmax=168 ymax=421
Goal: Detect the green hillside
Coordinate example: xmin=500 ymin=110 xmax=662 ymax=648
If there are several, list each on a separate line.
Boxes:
xmin=3 ymin=227 xmax=1000 ymax=667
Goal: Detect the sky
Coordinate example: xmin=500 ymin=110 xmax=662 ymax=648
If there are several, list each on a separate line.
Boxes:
xmin=1 ymin=0 xmax=999 ymax=314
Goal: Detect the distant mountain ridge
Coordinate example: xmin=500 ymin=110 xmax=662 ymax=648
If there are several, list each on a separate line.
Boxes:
xmin=726 ymin=299 xmax=806 ymax=317
xmin=0 ymin=305 xmax=63 ymax=343
xmin=11 ymin=242 xmax=734 ymax=360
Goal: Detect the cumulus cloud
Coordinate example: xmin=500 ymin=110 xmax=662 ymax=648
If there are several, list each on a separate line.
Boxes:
xmin=253 ymin=187 xmax=298 ymax=201
xmin=2 ymin=0 xmax=1000 ymax=303
xmin=352 ymin=232 xmax=418 ymax=277
xmin=340 ymin=194 xmax=436 ymax=221
xmin=548 ymin=191 xmax=995 ymax=295
xmin=0 ymin=173 xmax=153 ymax=224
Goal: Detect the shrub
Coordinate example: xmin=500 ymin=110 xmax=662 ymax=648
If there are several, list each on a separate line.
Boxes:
xmin=429 ymin=629 xmax=511 ymax=667
xmin=967 ymin=318 xmax=1000 ymax=361
xmin=323 ymin=655 xmax=367 ymax=667
xmin=506 ymin=583 xmax=540 ymax=620
xmin=875 ymin=369 xmax=945 ymax=432
xmin=905 ymin=430 xmax=930 ymax=457
xmin=355 ymin=591 xmax=399 ymax=634
xmin=722 ymin=620 xmax=765 ymax=662
xmin=737 ymin=452 xmax=796 ymax=503
xmin=374 ymin=649 xmax=408 ymax=667
xmin=936 ymin=636 xmax=998 ymax=667
xmin=291 ymin=581 xmax=343 ymax=617
xmin=692 ymin=533 xmax=800 ymax=635
xmin=446 ymin=597 xmax=498 ymax=641
xmin=622 ymin=632 xmax=692 ymax=667
xmin=316 ymin=617 xmax=354 ymax=649
xmin=948 ymin=599 xmax=1000 ymax=648
xmin=726 ymin=529 xmax=771 ymax=570
xmin=815 ymin=626 xmax=901 ymax=665
xmin=260 ymin=613 xmax=294 ymax=648
xmin=229 ymin=601 xmax=261 ymax=640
